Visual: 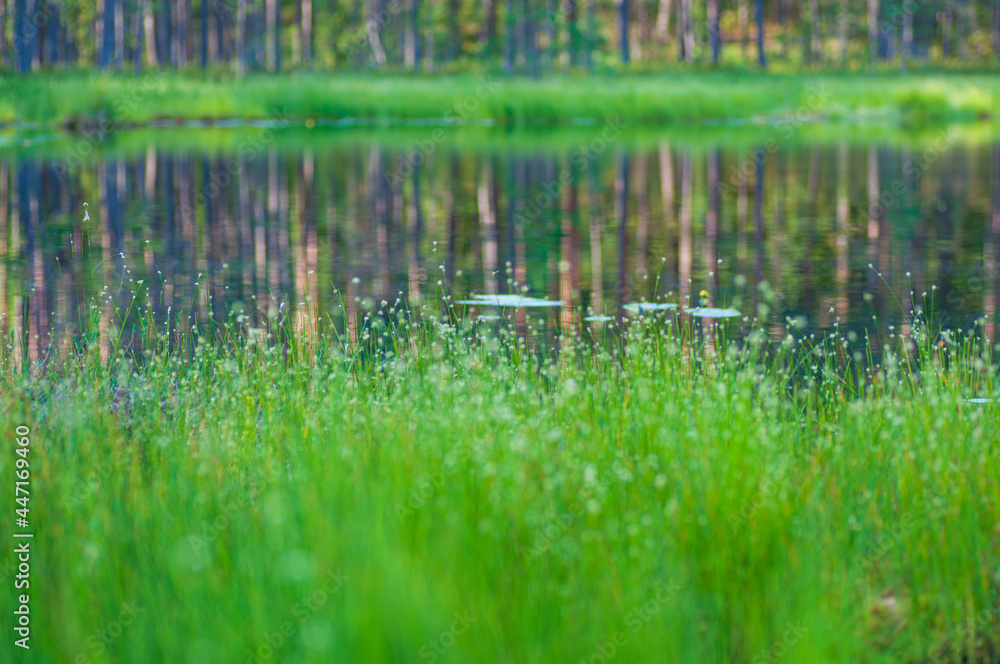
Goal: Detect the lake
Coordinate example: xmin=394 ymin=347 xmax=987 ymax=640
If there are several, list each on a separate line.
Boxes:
xmin=1 ymin=124 xmax=998 ymax=361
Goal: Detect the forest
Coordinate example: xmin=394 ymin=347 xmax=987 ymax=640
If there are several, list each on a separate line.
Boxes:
xmin=2 ymin=0 xmax=999 ymax=74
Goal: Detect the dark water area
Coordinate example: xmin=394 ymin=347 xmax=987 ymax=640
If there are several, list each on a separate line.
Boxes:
xmin=0 ymin=126 xmax=999 ymax=363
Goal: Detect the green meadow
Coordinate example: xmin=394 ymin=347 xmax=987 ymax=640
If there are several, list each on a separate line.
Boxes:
xmin=4 ymin=1 xmax=1000 ymax=661
xmin=0 ymin=280 xmax=998 ymax=663
xmin=2 ymin=70 xmax=1000 ymax=127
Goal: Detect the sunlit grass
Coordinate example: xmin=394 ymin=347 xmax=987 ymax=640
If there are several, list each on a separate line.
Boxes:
xmin=0 ymin=271 xmax=998 ymax=664
xmin=3 ymin=70 xmax=1000 ymax=127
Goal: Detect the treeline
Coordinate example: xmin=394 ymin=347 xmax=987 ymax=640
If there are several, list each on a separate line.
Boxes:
xmin=1 ymin=0 xmax=999 ymax=74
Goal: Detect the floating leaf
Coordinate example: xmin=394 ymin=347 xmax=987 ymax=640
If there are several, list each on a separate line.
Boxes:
xmin=457 ymin=294 xmax=563 ymax=308
xmin=623 ymin=303 xmax=678 ymax=314
xmin=688 ymin=307 xmax=742 ymax=319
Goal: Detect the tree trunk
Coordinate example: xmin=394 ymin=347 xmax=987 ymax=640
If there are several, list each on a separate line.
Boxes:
xmin=201 ymin=0 xmax=208 ymax=67
xmin=27 ymin=0 xmax=37 ymax=70
xmin=901 ymin=5 xmax=912 ymax=70
xmin=567 ymin=0 xmax=578 ymax=66
xmin=483 ymin=0 xmax=498 ymax=57
xmin=292 ymin=0 xmax=301 ymax=65
xmin=525 ymin=0 xmax=539 ymax=76
xmin=271 ymin=0 xmax=281 ymax=71
xmin=804 ymin=0 xmax=818 ymax=63
xmin=740 ymin=0 xmax=748 ymax=57
xmin=66 ymin=10 xmax=77 ymax=66
xmin=57 ymin=5 xmax=67 ymax=65
xmin=425 ymin=25 xmax=434 ymax=71
xmin=39 ymin=2 xmax=52 ymax=66
xmin=503 ymin=0 xmax=514 ymax=72
xmin=0 ymin=0 xmax=6 ymax=69
xmin=367 ymin=0 xmax=388 ymax=67
xmin=302 ymin=0 xmax=312 ymax=64
xmin=236 ymin=0 xmax=246 ymax=75
xmin=213 ymin=3 xmax=225 ymax=63
xmin=174 ymin=0 xmax=187 ymax=68
xmin=447 ymin=0 xmax=460 ymax=61
xmin=13 ymin=0 xmax=26 ymax=73
xmin=838 ymin=0 xmax=846 ymax=65
xmin=942 ymin=1 xmax=952 ymax=58
xmin=406 ymin=0 xmax=421 ymax=70
xmin=778 ymin=0 xmax=786 ymax=58
xmin=960 ymin=1 xmax=974 ymax=59
xmin=143 ymin=0 xmax=158 ymax=66
xmin=635 ymin=0 xmax=647 ymax=61
xmin=868 ymin=0 xmax=878 ymax=63
xmin=678 ymin=0 xmax=689 ymax=60
xmin=683 ymin=0 xmax=694 ymax=61
xmin=756 ymin=0 xmax=766 ymax=67
xmin=37 ymin=2 xmax=51 ymax=69
xmin=994 ymin=1 xmax=1000 ymax=59
xmin=115 ymin=0 xmax=124 ymax=67
xmin=585 ymin=0 xmax=595 ymax=69
xmin=403 ymin=0 xmax=418 ymax=71
xmin=656 ymin=0 xmax=672 ymax=38
xmin=133 ymin=4 xmax=144 ymax=71
xmin=265 ymin=0 xmax=276 ymax=70
xmin=162 ymin=0 xmax=177 ymax=66
xmin=708 ymin=0 xmax=720 ymax=63
xmin=97 ymin=0 xmax=104 ymax=68
xmin=101 ymin=0 xmax=115 ymax=69
xmin=618 ymin=0 xmax=630 ymax=64
xmin=547 ymin=0 xmax=558 ymax=67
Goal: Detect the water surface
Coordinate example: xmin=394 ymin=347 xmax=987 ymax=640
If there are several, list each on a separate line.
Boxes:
xmin=0 ymin=125 xmax=997 ymax=362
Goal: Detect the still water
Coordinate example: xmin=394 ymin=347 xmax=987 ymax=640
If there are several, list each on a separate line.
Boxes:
xmin=0 ymin=125 xmax=998 ymax=361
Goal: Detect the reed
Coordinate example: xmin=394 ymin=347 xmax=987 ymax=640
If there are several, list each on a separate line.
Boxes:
xmin=0 ymin=267 xmax=997 ymax=664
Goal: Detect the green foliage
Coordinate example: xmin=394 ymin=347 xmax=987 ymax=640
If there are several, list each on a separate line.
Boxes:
xmin=3 ymin=70 xmax=1000 ymax=127
xmin=0 ymin=280 xmax=998 ymax=663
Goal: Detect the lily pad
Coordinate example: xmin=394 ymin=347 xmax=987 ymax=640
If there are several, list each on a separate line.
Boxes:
xmin=456 ymin=294 xmax=563 ymax=308
xmin=688 ymin=307 xmax=742 ymax=318
xmin=623 ymin=303 xmax=679 ymax=314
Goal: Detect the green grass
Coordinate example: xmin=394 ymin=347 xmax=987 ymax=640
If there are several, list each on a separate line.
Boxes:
xmin=0 ymin=276 xmax=998 ymax=663
xmin=2 ymin=70 xmax=1000 ymax=127
xmin=4 ymin=119 xmax=997 ymax=164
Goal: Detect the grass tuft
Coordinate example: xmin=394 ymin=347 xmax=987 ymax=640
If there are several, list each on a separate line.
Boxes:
xmin=1 ymin=269 xmax=998 ymax=663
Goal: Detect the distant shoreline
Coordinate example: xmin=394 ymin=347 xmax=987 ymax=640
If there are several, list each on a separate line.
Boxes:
xmin=1 ymin=70 xmax=999 ymax=130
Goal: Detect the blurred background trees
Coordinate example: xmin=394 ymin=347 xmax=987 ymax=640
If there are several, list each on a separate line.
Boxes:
xmin=1 ymin=0 xmax=999 ymax=74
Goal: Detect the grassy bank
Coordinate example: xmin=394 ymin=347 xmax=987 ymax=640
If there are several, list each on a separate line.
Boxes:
xmin=3 ymin=119 xmax=997 ymax=164
xmin=0 ymin=286 xmax=998 ymax=663
xmin=2 ymin=70 xmax=1000 ymax=127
